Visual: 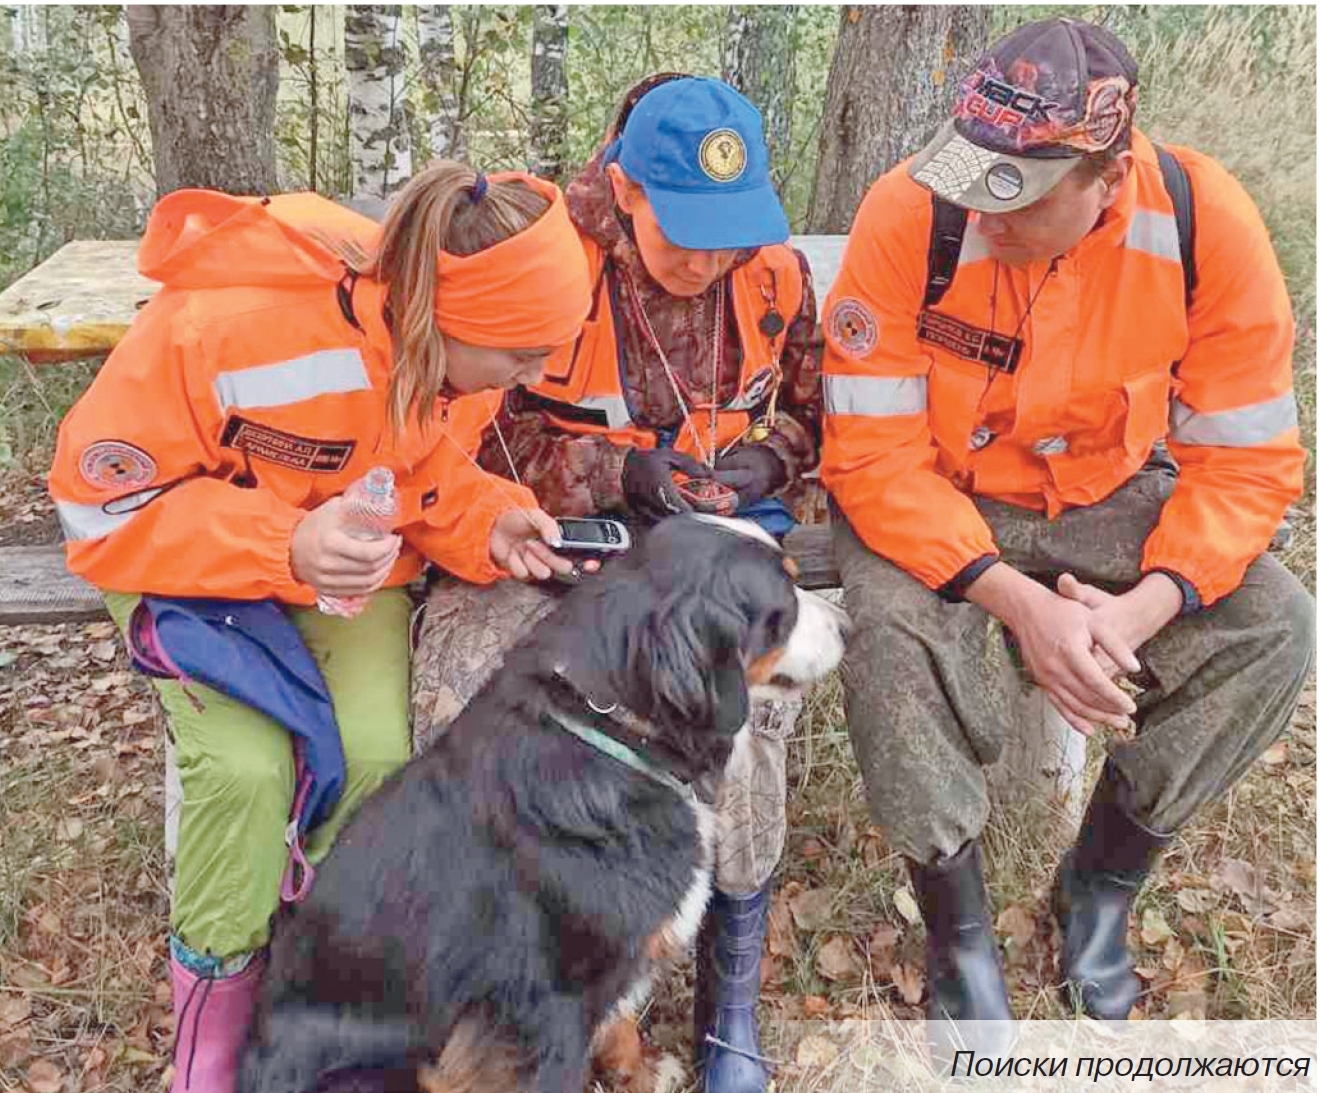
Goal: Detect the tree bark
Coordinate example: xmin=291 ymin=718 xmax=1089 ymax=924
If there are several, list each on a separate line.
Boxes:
xmin=417 ymin=5 xmax=464 ymax=163
xmin=127 ymin=5 xmax=279 ymax=198
xmin=345 ymin=4 xmax=412 ymax=200
xmin=806 ymin=5 xmax=989 ymax=232
xmin=723 ymin=5 xmax=797 ymax=189
xmin=529 ymin=5 xmax=569 ymax=183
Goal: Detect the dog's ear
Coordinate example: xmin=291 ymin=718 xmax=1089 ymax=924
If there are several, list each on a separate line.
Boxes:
xmin=707 ymin=640 xmax=750 ymax=737
xmin=637 ymin=593 xmax=750 ymax=736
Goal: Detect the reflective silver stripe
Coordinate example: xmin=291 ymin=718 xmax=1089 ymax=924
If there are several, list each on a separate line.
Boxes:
xmin=824 ymin=374 xmax=926 ymax=417
xmin=1032 ymin=435 xmax=1069 ymax=456
xmin=213 ymin=348 xmax=370 ymax=413
xmin=576 ymin=394 xmax=633 ymax=430
xmin=56 ymin=489 xmax=164 ymax=541
xmin=1125 ymin=209 xmax=1181 ymax=262
xmin=1170 ymin=391 xmax=1298 ymax=447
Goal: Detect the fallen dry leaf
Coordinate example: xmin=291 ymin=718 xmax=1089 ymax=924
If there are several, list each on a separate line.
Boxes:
xmin=868 ymin=922 xmax=898 ymax=953
xmin=800 ymin=838 xmax=826 ymax=861
xmin=802 ymin=995 xmax=830 ymax=1017
xmin=996 ymin=904 xmax=1036 ymax=948
xmin=1162 ymin=937 xmax=1185 ymax=972
xmin=0 ymin=1028 xmax=32 ymax=1068
xmin=789 ymin=888 xmax=832 ymax=933
xmin=1210 ymin=859 xmax=1275 ymax=916
xmin=892 ymin=887 xmax=921 ymax=925
xmin=1175 ymin=888 xmax=1217 ymax=914
xmin=26 ymin=1059 xmax=64 ymax=1093
xmin=815 ymin=936 xmax=863 ymax=983
xmin=0 ymin=995 xmax=30 ymax=1028
xmin=1266 ymin=905 xmax=1314 ymax=932
xmin=891 ymin=961 xmax=925 ymax=1005
xmin=1259 ymin=740 xmax=1288 ymax=765
xmin=1140 ymin=908 xmax=1174 ymax=945
xmin=767 ymin=893 xmax=799 ymax=959
xmin=795 ymin=1035 xmax=840 ymax=1068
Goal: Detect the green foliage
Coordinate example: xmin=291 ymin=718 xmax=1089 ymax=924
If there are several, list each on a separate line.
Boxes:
xmin=0 ymin=5 xmax=148 ymax=288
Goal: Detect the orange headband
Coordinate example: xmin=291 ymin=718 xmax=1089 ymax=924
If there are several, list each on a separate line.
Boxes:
xmin=434 ymin=172 xmax=592 ymax=348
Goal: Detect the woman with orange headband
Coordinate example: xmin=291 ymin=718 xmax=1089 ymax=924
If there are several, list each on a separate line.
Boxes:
xmin=47 ymin=163 xmax=593 ymax=1093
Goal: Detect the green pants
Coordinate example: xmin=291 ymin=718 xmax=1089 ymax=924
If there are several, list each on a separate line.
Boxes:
xmin=106 ymin=590 xmax=412 ymax=959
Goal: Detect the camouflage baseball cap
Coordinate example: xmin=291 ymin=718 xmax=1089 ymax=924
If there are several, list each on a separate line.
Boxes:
xmin=909 ymin=18 xmax=1138 ymax=213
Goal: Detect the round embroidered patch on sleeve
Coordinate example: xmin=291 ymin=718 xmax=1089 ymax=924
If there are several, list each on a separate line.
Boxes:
xmin=79 ymin=440 xmax=158 ymax=491
xmin=827 ymin=298 xmax=879 ymax=358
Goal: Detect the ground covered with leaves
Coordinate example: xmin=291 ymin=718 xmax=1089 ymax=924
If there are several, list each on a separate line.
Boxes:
xmin=1 ymin=453 xmax=1314 ymax=1093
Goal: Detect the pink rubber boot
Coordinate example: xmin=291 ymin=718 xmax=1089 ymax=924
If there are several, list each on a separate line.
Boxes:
xmin=169 ymin=950 xmax=266 ymax=1093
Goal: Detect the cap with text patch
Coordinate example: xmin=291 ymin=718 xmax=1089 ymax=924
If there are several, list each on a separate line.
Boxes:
xmin=605 ymin=76 xmax=790 ymax=250
xmin=909 ymin=18 xmax=1138 ymax=213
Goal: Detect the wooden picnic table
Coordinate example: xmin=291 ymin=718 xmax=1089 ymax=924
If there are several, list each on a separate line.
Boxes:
xmin=0 ymin=241 xmax=158 ymax=363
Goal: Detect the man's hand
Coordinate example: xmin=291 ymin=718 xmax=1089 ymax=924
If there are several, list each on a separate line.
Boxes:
xmin=622 ymin=448 xmax=710 ymax=523
xmin=965 ymin=562 xmax=1140 ymax=737
xmin=1055 ymin=571 xmax=1183 ymax=676
xmin=291 ymin=497 xmax=401 ymax=596
xmin=488 ymin=507 xmax=598 ymax=582
xmin=712 ymin=445 xmax=788 ymax=509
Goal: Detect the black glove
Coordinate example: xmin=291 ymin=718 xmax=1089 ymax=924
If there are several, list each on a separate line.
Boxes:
xmin=712 ymin=445 xmax=788 ymax=510
xmin=622 ymin=448 xmax=710 ymax=524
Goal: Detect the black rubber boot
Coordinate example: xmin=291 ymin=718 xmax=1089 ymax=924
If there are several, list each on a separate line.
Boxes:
xmin=1053 ymin=761 xmax=1171 ymax=1020
xmin=909 ymin=840 xmax=1015 ymax=1064
xmin=693 ymin=886 xmax=771 ymax=1093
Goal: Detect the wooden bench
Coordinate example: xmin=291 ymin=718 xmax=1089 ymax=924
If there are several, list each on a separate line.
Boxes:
xmin=0 ymin=525 xmax=843 ymax=627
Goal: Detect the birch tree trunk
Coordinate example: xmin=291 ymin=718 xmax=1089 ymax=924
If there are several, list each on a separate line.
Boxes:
xmin=345 ymin=4 xmax=412 ymax=200
xmin=529 ymin=5 xmax=569 ymax=183
xmin=806 ymin=5 xmax=988 ymax=232
xmin=127 ymin=5 xmax=279 ymax=197
xmin=417 ymin=5 xmax=464 ymax=162
xmin=723 ymin=5 xmax=797 ymax=189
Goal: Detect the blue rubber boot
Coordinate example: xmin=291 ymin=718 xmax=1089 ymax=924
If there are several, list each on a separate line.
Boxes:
xmin=694 ymin=886 xmax=772 ymax=1093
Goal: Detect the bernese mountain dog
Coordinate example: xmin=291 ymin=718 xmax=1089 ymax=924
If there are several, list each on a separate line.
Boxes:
xmin=239 ymin=515 xmax=849 ymax=1093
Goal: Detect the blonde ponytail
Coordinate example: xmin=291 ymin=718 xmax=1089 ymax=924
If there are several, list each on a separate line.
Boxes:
xmin=351 ymin=162 xmax=550 ymax=435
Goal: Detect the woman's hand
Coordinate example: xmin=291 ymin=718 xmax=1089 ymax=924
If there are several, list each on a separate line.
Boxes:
xmin=290 ymin=497 xmax=402 ymax=596
xmin=489 ymin=507 xmax=598 ymax=581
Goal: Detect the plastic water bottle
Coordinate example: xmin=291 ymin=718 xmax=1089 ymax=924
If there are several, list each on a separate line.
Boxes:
xmin=316 ymin=466 xmax=400 ymax=618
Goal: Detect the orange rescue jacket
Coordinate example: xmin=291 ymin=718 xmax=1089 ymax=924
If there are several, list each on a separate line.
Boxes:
xmin=526 ymin=236 xmax=804 ymax=458
xmin=821 ymin=130 xmax=1302 ymax=606
xmin=48 ymin=189 xmax=536 ymax=603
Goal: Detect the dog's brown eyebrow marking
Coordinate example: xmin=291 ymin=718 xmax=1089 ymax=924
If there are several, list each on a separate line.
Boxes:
xmin=746 ymin=647 xmax=786 ymax=685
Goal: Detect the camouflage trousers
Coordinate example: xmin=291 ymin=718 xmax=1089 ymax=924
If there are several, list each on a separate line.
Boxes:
xmin=835 ymin=465 xmax=1316 ymax=865
xmin=411 ymin=578 xmax=800 ymax=896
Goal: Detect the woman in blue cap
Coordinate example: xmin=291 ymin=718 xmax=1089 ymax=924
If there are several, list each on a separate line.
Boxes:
xmin=412 ymin=74 xmax=826 ymax=1093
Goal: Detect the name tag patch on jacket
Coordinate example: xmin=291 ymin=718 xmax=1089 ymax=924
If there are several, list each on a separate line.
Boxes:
xmin=917 ymin=311 xmax=1023 ymax=374
xmin=221 ymin=415 xmax=356 ymax=473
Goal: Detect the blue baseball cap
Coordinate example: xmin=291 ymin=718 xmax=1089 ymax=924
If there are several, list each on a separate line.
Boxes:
xmin=608 ymin=77 xmax=789 ymax=251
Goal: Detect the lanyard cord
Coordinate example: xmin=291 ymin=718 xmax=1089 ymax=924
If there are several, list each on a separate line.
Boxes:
xmin=977 ymin=257 xmax=1056 ymax=414
xmin=620 ymin=269 xmax=725 ymax=468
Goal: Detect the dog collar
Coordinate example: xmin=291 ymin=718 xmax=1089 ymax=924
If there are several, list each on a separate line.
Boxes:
xmin=544 ymin=708 xmax=694 ymax=801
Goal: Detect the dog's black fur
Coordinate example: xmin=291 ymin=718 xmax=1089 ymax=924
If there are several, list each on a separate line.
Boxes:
xmin=239 ymin=517 xmax=803 ymax=1093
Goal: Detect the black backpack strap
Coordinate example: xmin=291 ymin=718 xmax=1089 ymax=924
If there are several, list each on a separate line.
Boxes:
xmin=1154 ymin=143 xmax=1197 ymax=309
xmin=924 ymin=197 xmax=969 ymax=310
